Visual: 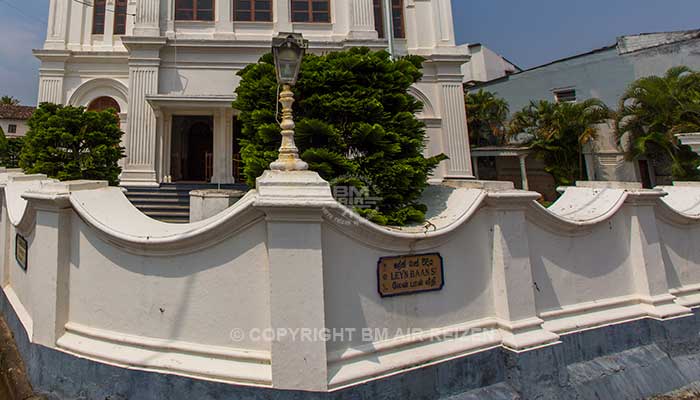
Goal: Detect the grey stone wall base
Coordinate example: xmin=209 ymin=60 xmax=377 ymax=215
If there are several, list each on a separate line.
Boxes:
xmin=4 ymin=283 xmax=700 ymax=400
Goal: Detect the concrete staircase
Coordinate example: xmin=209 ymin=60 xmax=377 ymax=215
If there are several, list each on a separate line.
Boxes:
xmin=124 ymin=183 xmax=248 ymax=223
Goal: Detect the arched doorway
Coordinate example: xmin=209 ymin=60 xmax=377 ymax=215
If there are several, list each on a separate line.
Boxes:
xmin=87 ymin=96 xmax=121 ymax=113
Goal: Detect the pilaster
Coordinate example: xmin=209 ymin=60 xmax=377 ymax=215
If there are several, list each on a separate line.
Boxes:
xmin=34 ymin=50 xmax=71 ymax=104
xmin=22 ymin=181 xmax=108 ymax=347
xmin=133 ymin=0 xmax=161 ymax=36
xmin=255 ymin=170 xmax=337 ymax=391
xmin=349 ymin=0 xmax=378 ymax=40
xmin=212 ymin=109 xmax=235 ymax=184
xmin=102 ymin=0 xmax=116 ymax=49
xmin=624 ymin=191 xmax=692 ymax=319
xmin=275 ymin=0 xmax=293 ymax=32
xmin=45 ymin=0 xmax=71 ymax=49
xmin=215 ymin=0 xmax=234 ymax=34
xmin=486 ymin=191 xmax=560 ymax=351
xmin=432 ymin=0 xmax=456 ymax=47
xmin=437 ymin=78 xmax=473 ymax=178
xmin=120 ymin=37 xmax=166 ymax=187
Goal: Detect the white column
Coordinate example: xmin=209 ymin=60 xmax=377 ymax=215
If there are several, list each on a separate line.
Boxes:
xmin=407 ymin=0 xmax=435 ymax=51
xmin=215 ymin=0 xmax=234 ymax=34
xmin=585 ymin=153 xmax=596 ymax=180
xmin=212 ymin=109 xmax=235 ymax=184
xmin=349 ymin=0 xmax=377 ymax=39
xmin=432 ymin=0 xmax=455 ymax=47
xmin=134 ymin=0 xmax=161 ymax=36
xmin=519 ymin=154 xmax=529 ymax=191
xmin=45 ymin=0 xmax=70 ymax=49
xmin=163 ymin=112 xmax=173 ymax=183
xmin=120 ymin=37 xmax=166 ymax=187
xmin=102 ymin=0 xmax=116 ymax=49
xmin=155 ymin=109 xmax=165 ymax=183
xmin=275 ymin=0 xmax=293 ymax=32
xmin=439 ymin=81 xmax=474 ymax=178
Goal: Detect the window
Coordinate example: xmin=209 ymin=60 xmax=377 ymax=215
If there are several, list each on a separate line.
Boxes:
xmin=92 ymin=0 xmax=107 ymax=34
xmin=175 ymin=0 xmax=215 ymax=21
xmin=234 ymin=0 xmax=272 ymax=21
xmin=88 ymin=97 xmax=121 ymax=113
xmin=374 ymin=0 xmax=405 ymax=39
xmin=291 ymin=0 xmax=330 ymax=23
xmin=114 ymin=0 xmax=128 ymax=35
xmin=554 ymin=89 xmax=577 ymax=103
xmin=7 ymin=125 xmax=16 ymax=134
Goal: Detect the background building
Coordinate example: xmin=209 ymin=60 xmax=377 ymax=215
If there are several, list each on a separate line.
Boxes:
xmin=468 ymin=29 xmax=700 ymax=188
xmin=459 ymin=43 xmax=520 ymax=87
xmin=35 ymin=0 xmax=473 ymax=188
xmin=0 ymin=105 xmax=34 ymax=138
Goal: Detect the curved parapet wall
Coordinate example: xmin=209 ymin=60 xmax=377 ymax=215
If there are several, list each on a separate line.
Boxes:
xmin=654 ymin=183 xmax=700 ymax=308
xmin=0 ymin=176 xmax=273 ymax=387
xmin=3 ymin=171 xmax=700 ymax=398
xmin=69 ymin=186 xmax=264 ymax=256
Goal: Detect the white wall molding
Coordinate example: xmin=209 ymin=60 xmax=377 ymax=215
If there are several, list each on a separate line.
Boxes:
xmin=3 ymin=172 xmax=700 ymax=392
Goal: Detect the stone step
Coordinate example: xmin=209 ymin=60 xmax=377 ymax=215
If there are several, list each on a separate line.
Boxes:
xmin=126 ymin=190 xmax=185 ymax=197
xmin=143 ymin=210 xmax=190 ymax=218
xmin=123 ymin=184 xmax=247 ymax=224
xmin=137 ymin=204 xmax=190 ymax=212
xmin=129 ymin=197 xmax=190 ymax=205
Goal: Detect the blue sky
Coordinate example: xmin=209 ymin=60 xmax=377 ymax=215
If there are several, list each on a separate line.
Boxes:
xmin=0 ymin=1 xmax=699 ymax=105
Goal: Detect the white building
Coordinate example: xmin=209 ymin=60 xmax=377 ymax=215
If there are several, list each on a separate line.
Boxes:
xmin=459 ymin=43 xmax=520 ymax=86
xmin=469 ymin=29 xmax=700 ymax=187
xmin=0 ymin=105 xmax=34 ymax=138
xmin=35 ymin=0 xmax=473 ymax=187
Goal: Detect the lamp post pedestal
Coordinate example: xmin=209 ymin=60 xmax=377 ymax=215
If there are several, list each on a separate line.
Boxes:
xmin=270 ymin=84 xmax=309 ymax=172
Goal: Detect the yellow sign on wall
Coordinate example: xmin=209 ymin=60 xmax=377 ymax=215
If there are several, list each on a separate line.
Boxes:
xmin=15 ymin=234 xmax=27 ymax=271
xmin=377 ymin=253 xmax=444 ymax=297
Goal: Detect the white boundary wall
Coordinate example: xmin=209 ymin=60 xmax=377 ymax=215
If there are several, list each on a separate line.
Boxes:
xmin=1 ymin=169 xmax=700 ymax=392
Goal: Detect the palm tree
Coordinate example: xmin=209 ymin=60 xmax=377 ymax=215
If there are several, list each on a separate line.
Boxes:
xmin=510 ymin=99 xmax=610 ymax=187
xmin=616 ymin=66 xmax=700 ymax=181
xmin=465 ymin=90 xmax=509 ymax=146
xmin=0 ymin=96 xmax=20 ymax=106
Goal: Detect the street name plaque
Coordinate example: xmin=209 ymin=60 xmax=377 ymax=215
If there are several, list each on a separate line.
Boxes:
xmin=377 ymin=253 xmax=444 ymax=297
xmin=15 ymin=234 xmax=27 ymax=271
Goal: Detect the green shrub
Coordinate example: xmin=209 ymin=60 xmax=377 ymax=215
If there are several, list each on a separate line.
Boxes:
xmin=20 ymin=103 xmax=124 ymax=185
xmin=616 ymin=66 xmax=700 ymax=181
xmin=233 ymin=48 xmax=446 ymax=226
xmin=510 ymin=99 xmax=610 ymax=187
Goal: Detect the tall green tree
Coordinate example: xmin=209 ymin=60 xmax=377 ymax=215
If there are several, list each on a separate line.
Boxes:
xmin=510 ymin=99 xmax=610 ymax=187
xmin=0 ymin=123 xmax=25 ymax=168
xmin=234 ymin=48 xmax=446 ymax=226
xmin=0 ymin=126 xmax=7 ymax=164
xmin=20 ymin=103 xmax=124 ymax=185
xmin=0 ymin=96 xmax=20 ymax=106
xmin=615 ymin=66 xmax=700 ymax=181
xmin=465 ymin=89 xmax=509 ymax=146
xmin=2 ymin=137 xmax=24 ymax=168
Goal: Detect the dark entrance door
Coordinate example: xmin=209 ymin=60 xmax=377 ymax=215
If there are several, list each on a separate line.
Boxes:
xmin=171 ymin=116 xmax=214 ymax=182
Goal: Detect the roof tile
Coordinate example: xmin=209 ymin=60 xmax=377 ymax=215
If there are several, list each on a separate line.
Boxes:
xmin=0 ymin=105 xmax=35 ymax=120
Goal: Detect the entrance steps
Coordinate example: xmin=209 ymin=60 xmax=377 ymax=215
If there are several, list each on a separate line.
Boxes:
xmin=124 ymin=183 xmax=248 ymax=223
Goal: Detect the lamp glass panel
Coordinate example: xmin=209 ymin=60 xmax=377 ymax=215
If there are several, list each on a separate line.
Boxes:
xmin=277 ymin=48 xmax=299 ymax=82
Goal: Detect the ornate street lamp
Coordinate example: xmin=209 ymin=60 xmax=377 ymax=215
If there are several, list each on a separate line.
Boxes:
xmin=270 ymin=33 xmax=309 ymax=171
